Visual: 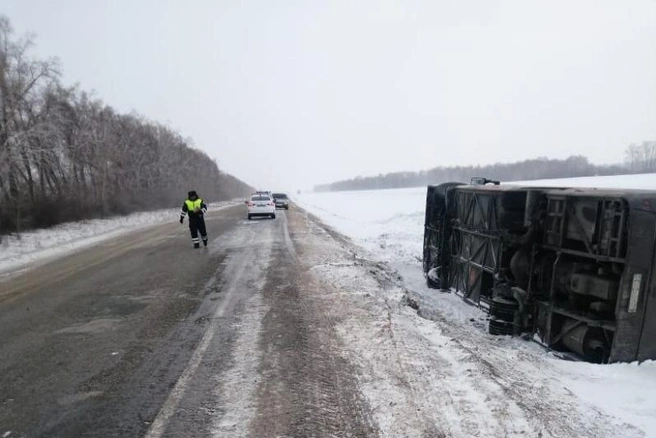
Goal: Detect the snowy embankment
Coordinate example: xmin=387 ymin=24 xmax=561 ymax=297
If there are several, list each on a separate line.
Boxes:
xmin=294 ymin=173 xmax=656 ymax=437
xmin=0 ymin=201 xmax=239 ymax=277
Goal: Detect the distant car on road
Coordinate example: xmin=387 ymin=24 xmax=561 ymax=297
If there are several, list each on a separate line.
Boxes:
xmin=272 ymin=193 xmax=290 ymax=210
xmin=247 ymin=193 xmax=276 ymax=220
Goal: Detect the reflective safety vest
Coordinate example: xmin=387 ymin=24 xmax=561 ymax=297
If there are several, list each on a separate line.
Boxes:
xmin=185 ymin=198 xmax=203 ymax=212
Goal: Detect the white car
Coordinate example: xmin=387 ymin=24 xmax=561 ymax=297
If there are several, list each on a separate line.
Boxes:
xmin=247 ymin=193 xmax=276 ymax=220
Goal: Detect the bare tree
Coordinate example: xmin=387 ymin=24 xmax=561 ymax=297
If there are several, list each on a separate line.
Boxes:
xmin=0 ymin=15 xmax=253 ymax=236
xmin=0 ymin=16 xmax=60 ymax=232
xmin=625 ymin=141 xmax=656 ymax=173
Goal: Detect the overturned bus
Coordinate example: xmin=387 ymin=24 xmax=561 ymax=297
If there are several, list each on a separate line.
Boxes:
xmin=423 ymin=179 xmax=656 ymax=363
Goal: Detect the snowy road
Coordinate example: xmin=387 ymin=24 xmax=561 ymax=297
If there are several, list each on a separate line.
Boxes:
xmin=0 ymin=202 xmax=649 ymax=437
xmin=0 ymin=206 xmax=377 ymax=438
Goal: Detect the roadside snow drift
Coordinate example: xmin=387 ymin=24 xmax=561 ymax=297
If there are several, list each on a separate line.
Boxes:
xmin=295 ymin=173 xmax=656 ymax=438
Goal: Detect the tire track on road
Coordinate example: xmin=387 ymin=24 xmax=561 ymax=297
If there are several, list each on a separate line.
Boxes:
xmin=249 ymin=207 xmax=378 ymax=438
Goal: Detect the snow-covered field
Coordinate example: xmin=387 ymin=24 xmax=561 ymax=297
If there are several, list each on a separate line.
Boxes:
xmin=2 ymin=174 xmax=656 ymax=436
xmin=294 ymin=172 xmax=656 ymax=437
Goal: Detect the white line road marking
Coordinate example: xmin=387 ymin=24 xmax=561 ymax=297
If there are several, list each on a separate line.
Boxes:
xmin=144 ymin=244 xmax=253 ymax=438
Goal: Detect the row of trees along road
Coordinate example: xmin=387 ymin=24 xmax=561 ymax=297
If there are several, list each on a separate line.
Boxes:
xmin=0 ymin=16 xmax=252 ymax=236
xmin=315 ymin=144 xmax=656 ymax=192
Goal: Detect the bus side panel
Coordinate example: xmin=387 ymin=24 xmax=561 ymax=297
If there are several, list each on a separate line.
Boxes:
xmin=637 ymin=211 xmax=656 ymax=361
xmin=611 ymin=210 xmax=655 ymax=362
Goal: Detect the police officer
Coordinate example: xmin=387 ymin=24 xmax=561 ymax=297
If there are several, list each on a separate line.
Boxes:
xmin=180 ymin=190 xmax=208 ymax=248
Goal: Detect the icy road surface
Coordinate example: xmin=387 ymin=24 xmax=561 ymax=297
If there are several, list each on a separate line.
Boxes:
xmin=2 ymin=179 xmax=655 ymax=436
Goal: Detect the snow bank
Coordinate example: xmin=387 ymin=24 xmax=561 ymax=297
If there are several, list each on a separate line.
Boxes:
xmin=0 ymin=201 xmax=239 ymax=277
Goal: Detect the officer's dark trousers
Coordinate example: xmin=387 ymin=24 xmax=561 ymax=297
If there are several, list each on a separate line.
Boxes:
xmin=188 ymin=216 xmax=208 ymax=246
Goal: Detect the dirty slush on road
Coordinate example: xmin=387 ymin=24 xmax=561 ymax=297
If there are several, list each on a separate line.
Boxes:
xmin=248 ymin=216 xmax=377 ymax=437
xmin=202 ymin=212 xmax=379 ymax=438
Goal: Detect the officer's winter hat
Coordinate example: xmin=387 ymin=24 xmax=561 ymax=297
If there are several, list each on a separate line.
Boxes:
xmin=188 ymin=190 xmax=198 ymax=198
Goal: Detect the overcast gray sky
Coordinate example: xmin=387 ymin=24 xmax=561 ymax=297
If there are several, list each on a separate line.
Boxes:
xmin=3 ymin=0 xmax=656 ymax=190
